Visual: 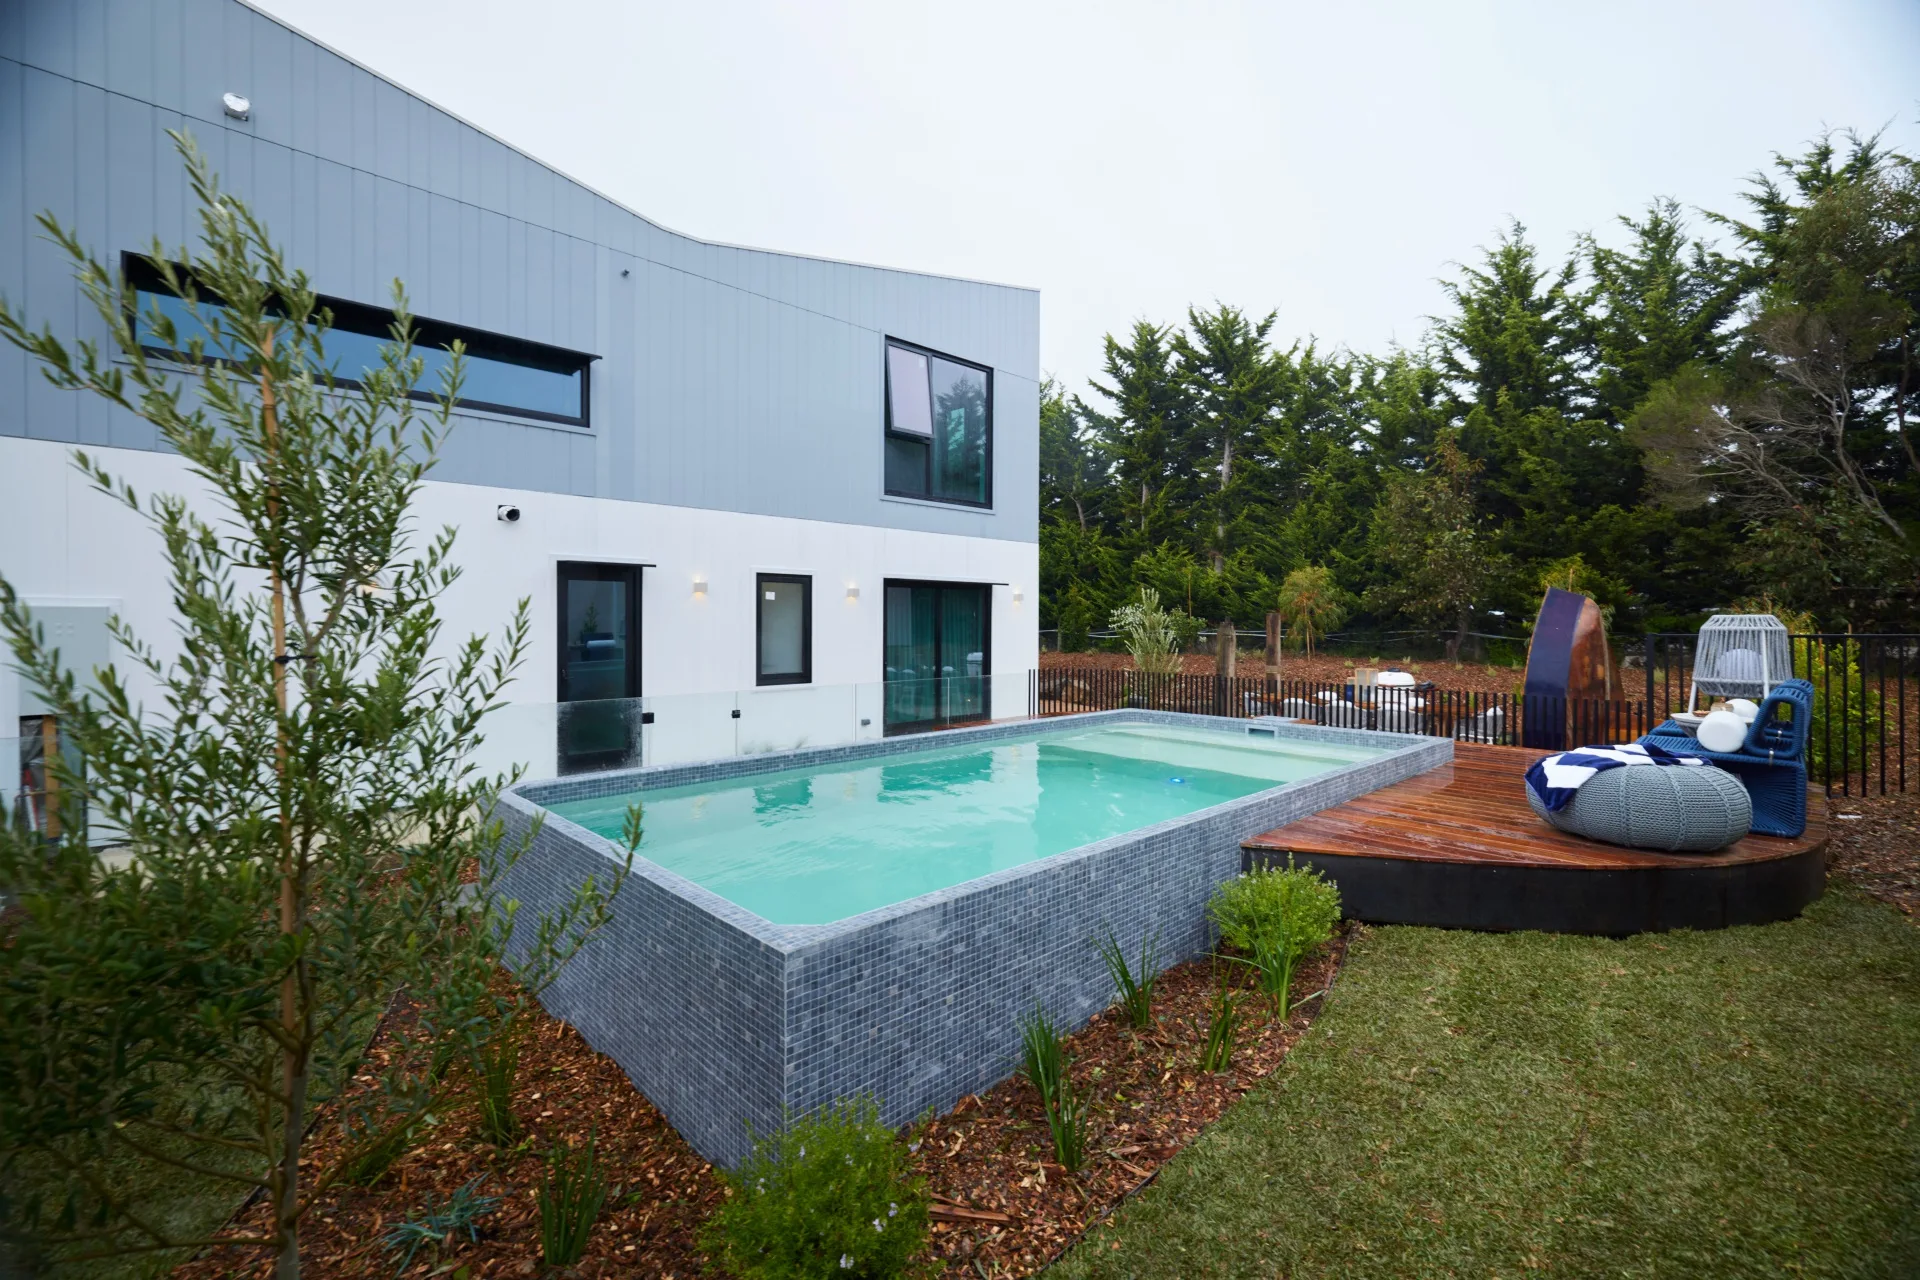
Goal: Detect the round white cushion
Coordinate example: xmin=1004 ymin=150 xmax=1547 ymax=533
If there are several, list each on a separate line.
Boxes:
xmin=1527 ymin=764 xmax=1752 ymax=852
xmin=1697 ymin=709 xmax=1747 ymax=753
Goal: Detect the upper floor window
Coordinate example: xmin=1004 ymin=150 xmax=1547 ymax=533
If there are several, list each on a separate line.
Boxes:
xmin=124 ymin=255 xmax=594 ymax=427
xmin=884 ymin=338 xmax=991 ymax=507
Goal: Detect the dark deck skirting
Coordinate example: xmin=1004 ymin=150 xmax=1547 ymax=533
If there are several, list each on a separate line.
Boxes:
xmin=1242 ymin=744 xmax=1829 ymax=935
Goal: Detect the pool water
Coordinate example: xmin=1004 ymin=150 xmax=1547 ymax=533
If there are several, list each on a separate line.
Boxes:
xmin=545 ymin=724 xmax=1383 ymax=925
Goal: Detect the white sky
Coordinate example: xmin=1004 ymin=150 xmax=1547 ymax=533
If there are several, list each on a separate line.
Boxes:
xmin=254 ymin=0 xmax=1920 ymax=398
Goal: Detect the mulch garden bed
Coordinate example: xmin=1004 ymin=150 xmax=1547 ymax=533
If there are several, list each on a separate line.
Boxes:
xmin=172 ymin=935 xmax=1352 ymax=1278
xmin=910 ymin=937 xmax=1348 ymax=1275
xmin=1828 ymin=790 xmax=1920 ymax=919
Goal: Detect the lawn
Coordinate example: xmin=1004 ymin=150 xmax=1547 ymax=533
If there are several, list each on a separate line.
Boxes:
xmin=1055 ymin=888 xmax=1920 ymax=1279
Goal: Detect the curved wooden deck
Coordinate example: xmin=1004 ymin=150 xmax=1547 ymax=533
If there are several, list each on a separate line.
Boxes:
xmin=1243 ymin=743 xmax=1829 ymax=935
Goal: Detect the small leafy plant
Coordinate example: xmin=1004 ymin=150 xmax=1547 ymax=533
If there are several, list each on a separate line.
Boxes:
xmin=539 ymin=1132 xmax=610 ymax=1267
xmin=1208 ymin=858 xmax=1341 ymax=1013
xmin=1096 ymin=927 xmax=1161 ymax=1030
xmin=382 ymin=1178 xmax=499 ymax=1272
xmin=1018 ymin=1008 xmax=1091 ymax=1173
xmin=705 ymin=1095 xmax=930 ymax=1280
xmin=1198 ymin=984 xmax=1239 ymax=1072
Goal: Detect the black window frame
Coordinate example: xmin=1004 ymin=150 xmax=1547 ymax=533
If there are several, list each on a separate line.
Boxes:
xmin=556 ymin=561 xmax=642 ymax=702
xmin=122 ymin=252 xmax=596 ymax=428
xmin=883 ymin=336 xmax=994 ymax=509
xmin=880 ymin=578 xmax=993 ymax=734
xmin=755 ymin=573 xmax=814 ymax=686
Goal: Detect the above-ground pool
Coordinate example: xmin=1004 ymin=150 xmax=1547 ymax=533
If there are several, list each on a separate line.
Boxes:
xmin=499 ymin=710 xmax=1449 ymax=1165
xmin=547 ymin=724 xmax=1385 ymax=925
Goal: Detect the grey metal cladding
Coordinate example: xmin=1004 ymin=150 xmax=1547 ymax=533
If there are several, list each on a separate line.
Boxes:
xmin=0 ymin=0 xmax=1040 ymax=543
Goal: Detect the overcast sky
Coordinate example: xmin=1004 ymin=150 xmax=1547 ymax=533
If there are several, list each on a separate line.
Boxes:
xmin=254 ymin=0 xmax=1920 ymax=399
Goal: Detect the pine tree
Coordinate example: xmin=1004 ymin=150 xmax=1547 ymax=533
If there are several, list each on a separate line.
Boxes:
xmin=1081 ymin=321 xmax=1190 ymax=543
xmin=1171 ymin=305 xmax=1285 ymax=573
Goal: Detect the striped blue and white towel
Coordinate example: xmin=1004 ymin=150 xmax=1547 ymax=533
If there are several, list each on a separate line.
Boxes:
xmin=1524 ymin=741 xmax=1707 ymax=812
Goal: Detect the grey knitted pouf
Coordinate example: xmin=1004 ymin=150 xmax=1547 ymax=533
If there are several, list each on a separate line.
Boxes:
xmin=1526 ymin=764 xmax=1752 ymax=852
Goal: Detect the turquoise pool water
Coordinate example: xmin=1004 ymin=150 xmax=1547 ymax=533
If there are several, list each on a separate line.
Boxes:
xmin=545 ymin=724 xmax=1384 ymax=925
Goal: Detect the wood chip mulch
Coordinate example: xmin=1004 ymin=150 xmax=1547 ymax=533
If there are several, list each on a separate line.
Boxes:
xmin=172 ymin=1011 xmax=727 ymax=1280
xmin=910 ymin=934 xmax=1349 ymax=1275
xmin=1828 ymin=790 xmax=1920 ymax=918
xmin=170 ymin=933 xmax=1352 ymax=1278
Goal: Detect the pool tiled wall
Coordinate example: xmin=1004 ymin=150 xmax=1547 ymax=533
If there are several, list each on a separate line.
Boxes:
xmin=497 ymin=710 xmax=1450 ymax=1166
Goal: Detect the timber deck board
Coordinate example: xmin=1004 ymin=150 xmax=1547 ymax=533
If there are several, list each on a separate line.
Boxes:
xmin=1244 ymin=743 xmax=1828 ymax=871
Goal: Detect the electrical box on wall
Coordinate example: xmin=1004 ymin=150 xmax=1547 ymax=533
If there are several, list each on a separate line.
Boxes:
xmin=16 ymin=605 xmax=113 ymax=716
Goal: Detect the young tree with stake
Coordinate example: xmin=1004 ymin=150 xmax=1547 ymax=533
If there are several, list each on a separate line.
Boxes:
xmin=0 ymin=134 xmax=631 ymax=1278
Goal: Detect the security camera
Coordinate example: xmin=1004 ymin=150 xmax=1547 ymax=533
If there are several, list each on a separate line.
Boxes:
xmin=496 ymin=504 xmax=521 ymax=523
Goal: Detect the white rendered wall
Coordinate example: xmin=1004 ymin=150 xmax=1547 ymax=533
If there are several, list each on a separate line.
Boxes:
xmin=1 ymin=438 xmax=1039 ymax=778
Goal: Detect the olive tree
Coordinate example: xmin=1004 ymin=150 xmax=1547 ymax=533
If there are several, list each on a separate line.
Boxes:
xmin=0 ymin=133 xmax=630 ymax=1278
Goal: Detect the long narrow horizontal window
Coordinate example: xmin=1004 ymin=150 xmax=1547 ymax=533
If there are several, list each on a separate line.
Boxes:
xmin=884 ymin=337 xmax=991 ymax=507
xmin=123 ymin=254 xmax=594 ymax=427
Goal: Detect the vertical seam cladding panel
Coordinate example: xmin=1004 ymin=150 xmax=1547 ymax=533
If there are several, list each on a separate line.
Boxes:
xmin=1 ymin=0 xmax=1039 ymax=540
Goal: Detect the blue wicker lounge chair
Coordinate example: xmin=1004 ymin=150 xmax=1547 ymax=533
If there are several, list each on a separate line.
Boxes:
xmin=1640 ymin=678 xmax=1813 ymax=838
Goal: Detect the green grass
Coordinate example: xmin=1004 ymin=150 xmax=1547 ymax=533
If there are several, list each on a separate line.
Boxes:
xmin=1056 ymin=889 xmax=1920 ymax=1279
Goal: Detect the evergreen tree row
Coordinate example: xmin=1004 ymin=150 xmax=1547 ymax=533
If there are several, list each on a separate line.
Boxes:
xmin=1040 ymin=132 xmax=1920 ymax=651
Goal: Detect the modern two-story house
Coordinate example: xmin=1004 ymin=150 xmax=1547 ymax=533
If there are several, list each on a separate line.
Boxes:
xmin=0 ymin=0 xmax=1039 ymax=798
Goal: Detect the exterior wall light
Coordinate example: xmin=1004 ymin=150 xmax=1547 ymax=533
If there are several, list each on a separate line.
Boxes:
xmin=845 ymin=584 xmax=860 ymax=602
xmin=222 ymin=92 xmax=251 ymax=120
xmin=1011 ymin=585 xmax=1024 ymax=604
xmin=692 ymin=574 xmax=708 ymax=597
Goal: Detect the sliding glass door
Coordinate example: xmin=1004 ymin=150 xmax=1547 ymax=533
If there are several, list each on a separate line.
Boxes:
xmin=883 ymin=581 xmax=991 ymax=732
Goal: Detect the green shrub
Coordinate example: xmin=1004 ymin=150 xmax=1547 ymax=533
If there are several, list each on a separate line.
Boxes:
xmin=706 ymin=1095 xmax=930 ymax=1279
xmin=1802 ymin=642 xmax=1884 ymax=782
xmin=1096 ymin=928 xmax=1161 ymax=1030
xmin=539 ymin=1132 xmax=610 ymax=1266
xmin=1208 ymin=859 xmax=1341 ymax=1012
xmin=1057 ymin=587 xmax=1097 ymax=653
xmin=1208 ymin=858 xmax=1342 ymax=953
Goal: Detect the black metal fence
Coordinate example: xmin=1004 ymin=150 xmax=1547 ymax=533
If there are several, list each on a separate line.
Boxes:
xmin=1027 ymin=669 xmax=1647 ymax=751
xmin=1644 ymin=632 xmax=1915 ymax=796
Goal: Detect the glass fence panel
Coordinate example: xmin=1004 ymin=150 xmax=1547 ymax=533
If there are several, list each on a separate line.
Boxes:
xmin=732 ymin=684 xmax=858 ymax=757
xmin=637 ymin=689 xmax=739 ymax=767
